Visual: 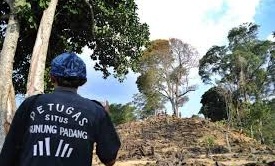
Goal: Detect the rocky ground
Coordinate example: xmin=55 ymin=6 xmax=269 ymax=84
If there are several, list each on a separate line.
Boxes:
xmin=93 ymin=116 xmax=275 ymax=166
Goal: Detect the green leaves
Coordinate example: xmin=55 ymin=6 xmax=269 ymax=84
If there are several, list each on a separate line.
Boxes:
xmin=13 ymin=0 xmax=51 ymax=29
xmin=199 ymin=23 xmax=275 ymax=101
xmin=199 ymin=23 xmax=275 ymax=145
xmin=2 ymin=0 xmax=149 ymax=94
xmin=228 ymin=23 xmax=259 ymax=50
xmin=38 ymin=0 xmax=49 ymax=9
xmin=199 ymin=86 xmax=228 ymax=122
xmin=14 ymin=0 xmax=31 ymax=11
xmin=109 ymin=103 xmax=136 ymax=125
xmin=198 ymin=45 xmax=227 ymax=84
xmin=90 ymin=0 xmax=150 ymax=79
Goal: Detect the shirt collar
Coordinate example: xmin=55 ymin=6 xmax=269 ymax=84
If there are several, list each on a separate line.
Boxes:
xmin=54 ymin=86 xmax=78 ymax=93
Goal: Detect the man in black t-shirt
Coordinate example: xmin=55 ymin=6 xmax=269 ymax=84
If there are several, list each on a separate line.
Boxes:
xmin=0 ymin=52 xmax=121 ymax=166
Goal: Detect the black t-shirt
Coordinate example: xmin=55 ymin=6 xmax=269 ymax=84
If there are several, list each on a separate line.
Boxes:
xmin=0 ymin=88 xmax=121 ymax=166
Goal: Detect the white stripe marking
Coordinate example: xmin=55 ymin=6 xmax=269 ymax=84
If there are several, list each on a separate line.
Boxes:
xmin=38 ymin=141 xmax=43 ymax=156
xmin=33 ymin=144 xmax=37 ymax=156
xmin=45 ymin=137 xmax=51 ymax=156
xmin=66 ymin=148 xmax=73 ymax=158
xmin=61 ymin=144 xmax=69 ymax=157
xmin=55 ymin=139 xmax=64 ymax=157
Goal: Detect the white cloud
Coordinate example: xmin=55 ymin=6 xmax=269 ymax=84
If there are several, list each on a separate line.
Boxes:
xmin=135 ymin=0 xmax=260 ymax=55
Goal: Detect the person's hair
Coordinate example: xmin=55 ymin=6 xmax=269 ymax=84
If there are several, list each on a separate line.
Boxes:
xmin=54 ymin=76 xmax=87 ymax=88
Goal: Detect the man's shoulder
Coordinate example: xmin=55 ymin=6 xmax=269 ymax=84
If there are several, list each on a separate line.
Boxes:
xmin=90 ymin=100 xmax=104 ymax=107
xmin=86 ymin=99 xmax=107 ymax=118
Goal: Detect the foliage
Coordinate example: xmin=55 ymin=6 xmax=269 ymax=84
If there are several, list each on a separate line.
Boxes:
xmin=263 ymin=99 xmax=275 ymax=146
xmin=202 ymin=135 xmax=216 ymax=147
xmin=199 ymin=23 xmax=275 ymax=145
xmin=201 ymin=135 xmax=216 ymax=156
xmin=239 ymin=101 xmax=275 ymax=145
xmin=199 ymin=86 xmax=228 ymax=122
xmin=109 ymin=103 xmax=136 ymax=125
xmin=199 ymin=23 xmax=274 ymax=126
xmin=0 ymin=0 xmax=150 ymax=94
xmin=132 ymin=93 xmax=163 ymax=119
xmin=199 ymin=23 xmax=274 ymax=102
xmin=136 ymin=38 xmax=199 ymax=117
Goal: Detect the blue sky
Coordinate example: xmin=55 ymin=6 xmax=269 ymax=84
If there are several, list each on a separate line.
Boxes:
xmin=78 ymin=0 xmax=275 ymax=117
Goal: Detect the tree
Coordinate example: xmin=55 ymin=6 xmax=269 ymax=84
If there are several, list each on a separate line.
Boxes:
xmin=0 ymin=0 xmax=20 ymax=150
xmin=109 ymin=103 xmax=136 ymax=125
xmin=199 ymin=23 xmax=275 ymax=125
xmin=265 ymin=99 xmax=275 ymax=145
xmin=26 ymin=0 xmax=58 ymax=96
xmin=9 ymin=0 xmax=150 ymax=94
xmin=132 ymin=93 xmax=164 ymax=119
xmin=242 ymin=101 xmax=271 ymax=144
xmin=136 ymin=38 xmax=199 ymax=117
xmin=1 ymin=0 xmax=150 ymax=94
xmin=199 ymin=86 xmax=228 ymax=122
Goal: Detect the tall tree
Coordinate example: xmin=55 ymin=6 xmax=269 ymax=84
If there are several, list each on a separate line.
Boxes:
xmin=136 ymin=38 xmax=199 ymax=117
xmin=0 ymin=0 xmax=20 ymax=150
xmin=265 ymin=99 xmax=275 ymax=145
xmin=199 ymin=23 xmax=275 ymax=124
xmin=26 ymin=0 xmax=58 ymax=96
xmin=246 ymin=101 xmax=271 ymax=143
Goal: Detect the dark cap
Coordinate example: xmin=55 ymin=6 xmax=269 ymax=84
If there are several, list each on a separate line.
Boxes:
xmin=50 ymin=52 xmax=87 ymax=79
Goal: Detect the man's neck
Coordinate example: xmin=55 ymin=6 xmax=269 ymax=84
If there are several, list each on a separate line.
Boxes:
xmin=54 ymin=86 xmax=78 ymax=93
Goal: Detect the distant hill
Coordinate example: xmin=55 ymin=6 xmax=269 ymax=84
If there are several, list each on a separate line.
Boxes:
xmin=93 ymin=116 xmax=275 ymax=166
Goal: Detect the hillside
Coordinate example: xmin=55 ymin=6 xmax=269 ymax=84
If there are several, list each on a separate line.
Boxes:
xmin=93 ymin=116 xmax=275 ymax=166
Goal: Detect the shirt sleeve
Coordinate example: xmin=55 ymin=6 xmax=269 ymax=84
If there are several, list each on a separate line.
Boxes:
xmin=95 ymin=112 xmax=121 ymax=164
xmin=0 ymin=100 xmax=29 ymax=166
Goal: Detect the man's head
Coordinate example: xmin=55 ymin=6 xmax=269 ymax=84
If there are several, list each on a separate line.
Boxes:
xmin=50 ymin=52 xmax=87 ymax=88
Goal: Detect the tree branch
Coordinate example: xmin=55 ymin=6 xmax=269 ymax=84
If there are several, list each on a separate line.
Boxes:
xmin=84 ymin=0 xmax=95 ymax=37
xmin=178 ymin=88 xmax=196 ymax=98
xmin=158 ymin=87 xmax=170 ymax=100
xmin=159 ymin=92 xmax=171 ymax=101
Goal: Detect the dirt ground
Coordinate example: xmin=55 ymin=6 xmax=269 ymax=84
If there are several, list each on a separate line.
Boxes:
xmin=93 ymin=116 xmax=275 ymax=166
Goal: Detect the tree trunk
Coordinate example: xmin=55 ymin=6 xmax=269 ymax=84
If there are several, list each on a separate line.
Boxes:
xmin=258 ymin=120 xmax=264 ymax=144
xmin=225 ymin=125 xmax=231 ymax=153
xmin=250 ymin=124 xmax=254 ymax=139
xmin=6 ymin=84 xmax=16 ymax=124
xmin=26 ymin=0 xmax=59 ymax=97
xmin=175 ymin=106 xmax=179 ymax=117
xmin=0 ymin=9 xmax=19 ymax=150
xmin=224 ymin=92 xmax=232 ymax=153
xmin=171 ymin=100 xmax=178 ymax=117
